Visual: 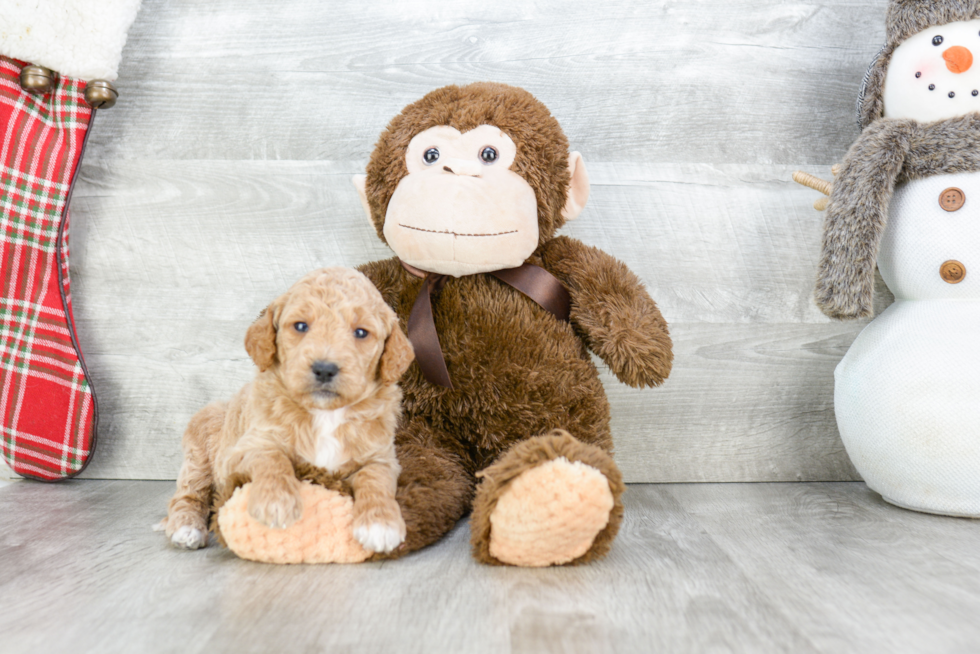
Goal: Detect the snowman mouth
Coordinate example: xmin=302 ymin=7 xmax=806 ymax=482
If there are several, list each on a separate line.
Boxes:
xmin=917 ymin=72 xmax=979 ymax=99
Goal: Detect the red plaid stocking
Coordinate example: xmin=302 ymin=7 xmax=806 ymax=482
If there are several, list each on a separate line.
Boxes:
xmin=0 ymin=57 xmax=97 ymax=480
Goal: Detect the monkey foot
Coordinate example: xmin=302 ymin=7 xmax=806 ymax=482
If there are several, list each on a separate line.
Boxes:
xmin=471 ymin=430 xmax=624 ymax=566
xmin=489 ymin=457 xmax=614 ymax=566
xmin=217 ymin=481 xmax=369 ymax=564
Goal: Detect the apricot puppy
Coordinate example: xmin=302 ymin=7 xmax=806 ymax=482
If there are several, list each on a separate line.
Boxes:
xmin=164 ymin=268 xmax=414 ymax=554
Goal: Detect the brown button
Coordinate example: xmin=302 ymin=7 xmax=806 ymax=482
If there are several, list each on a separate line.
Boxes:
xmin=940 ymin=260 xmax=967 ymax=283
xmin=940 ymin=187 xmax=966 ymax=211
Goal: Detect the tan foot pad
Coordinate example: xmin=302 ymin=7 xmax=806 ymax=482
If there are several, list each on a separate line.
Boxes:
xmin=488 ymin=457 xmax=614 ymax=567
xmin=218 ymin=481 xmax=369 ymax=564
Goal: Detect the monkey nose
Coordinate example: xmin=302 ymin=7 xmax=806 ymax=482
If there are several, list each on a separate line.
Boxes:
xmin=441 ymin=159 xmax=483 ymax=177
xmin=944 ymin=45 xmax=973 ymax=73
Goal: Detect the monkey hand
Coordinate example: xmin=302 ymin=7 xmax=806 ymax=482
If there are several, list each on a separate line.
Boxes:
xmin=540 ymin=236 xmax=672 ymax=388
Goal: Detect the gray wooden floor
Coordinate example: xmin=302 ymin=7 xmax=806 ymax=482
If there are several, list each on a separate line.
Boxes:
xmin=1 ymin=481 xmax=978 ymax=654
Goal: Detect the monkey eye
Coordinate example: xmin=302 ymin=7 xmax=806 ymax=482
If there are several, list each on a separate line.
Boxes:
xmin=480 ymin=146 xmax=498 ymax=164
xmin=354 ymin=328 xmax=369 ymax=339
xmin=294 ymin=322 xmax=309 ymax=333
xmin=933 ymin=35 xmax=944 ymax=46
xmin=423 ymin=148 xmax=440 ymax=165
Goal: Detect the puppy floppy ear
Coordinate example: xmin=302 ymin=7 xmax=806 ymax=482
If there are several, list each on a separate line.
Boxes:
xmin=379 ymin=321 xmax=414 ymax=385
xmin=245 ymin=303 xmax=279 ymax=372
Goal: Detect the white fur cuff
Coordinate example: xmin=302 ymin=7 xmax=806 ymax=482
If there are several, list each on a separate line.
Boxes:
xmin=0 ymin=0 xmax=142 ymax=81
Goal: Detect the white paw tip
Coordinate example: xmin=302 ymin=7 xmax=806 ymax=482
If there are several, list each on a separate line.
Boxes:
xmin=151 ymin=520 xmax=166 ymax=532
xmin=171 ymin=525 xmax=208 ymax=550
xmin=354 ymin=523 xmax=405 ymax=553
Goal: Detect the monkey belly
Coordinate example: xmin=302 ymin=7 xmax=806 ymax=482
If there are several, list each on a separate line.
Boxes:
xmin=400 ymin=274 xmax=612 ymax=461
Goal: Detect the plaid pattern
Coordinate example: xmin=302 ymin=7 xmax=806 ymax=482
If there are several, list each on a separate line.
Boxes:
xmin=0 ymin=57 xmax=96 ymax=480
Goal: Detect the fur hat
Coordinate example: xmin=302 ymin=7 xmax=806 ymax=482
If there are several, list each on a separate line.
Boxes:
xmin=857 ymin=0 xmax=980 ymax=129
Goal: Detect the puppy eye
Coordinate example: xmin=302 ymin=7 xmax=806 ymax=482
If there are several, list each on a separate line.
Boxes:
xmin=294 ymin=322 xmax=309 ymax=333
xmin=354 ymin=328 xmax=369 ymax=339
xmin=480 ymin=146 xmax=498 ymax=164
xmin=933 ymin=35 xmax=944 ymax=46
xmin=423 ymin=148 xmax=440 ymax=165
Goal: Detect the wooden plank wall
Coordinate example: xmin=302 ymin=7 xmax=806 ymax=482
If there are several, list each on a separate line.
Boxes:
xmin=8 ymin=0 xmax=897 ymax=482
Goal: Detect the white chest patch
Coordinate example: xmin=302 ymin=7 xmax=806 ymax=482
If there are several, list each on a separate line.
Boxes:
xmin=312 ymin=408 xmax=350 ymax=472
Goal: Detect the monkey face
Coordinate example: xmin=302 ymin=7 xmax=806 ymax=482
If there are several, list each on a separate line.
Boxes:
xmin=884 ymin=19 xmax=980 ymax=122
xmin=381 ymin=125 xmax=540 ymax=277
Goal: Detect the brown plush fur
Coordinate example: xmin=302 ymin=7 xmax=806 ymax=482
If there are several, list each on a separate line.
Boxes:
xmin=356 ymin=82 xmax=673 ymax=563
xmin=817 ymin=114 xmax=980 ymax=319
xmin=164 ymin=268 xmax=414 ymax=553
xmin=469 ymin=430 xmax=625 ymax=565
xmin=858 ymin=1 xmax=980 ymax=128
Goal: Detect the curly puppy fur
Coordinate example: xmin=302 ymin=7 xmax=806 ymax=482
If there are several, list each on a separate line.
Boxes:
xmin=858 ymin=1 xmax=980 ymax=129
xmin=164 ymin=268 xmax=414 ymax=553
xmin=356 ymin=82 xmax=673 ymax=563
xmin=817 ymin=114 xmax=980 ymax=319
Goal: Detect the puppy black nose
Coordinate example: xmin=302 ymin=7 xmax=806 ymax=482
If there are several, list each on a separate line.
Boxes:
xmin=311 ymin=361 xmax=340 ymax=384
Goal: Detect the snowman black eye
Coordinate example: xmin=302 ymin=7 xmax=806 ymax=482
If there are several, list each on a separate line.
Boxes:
xmin=480 ymin=146 xmax=498 ymax=164
xmin=933 ymin=35 xmax=944 ymax=46
xmin=929 ymin=84 xmax=936 ymax=90
xmin=950 ymin=91 xmax=956 ymax=98
xmin=916 ymin=71 xmax=922 ymax=78
xmin=423 ymin=148 xmax=440 ymax=165
xmin=973 ymin=90 xmax=978 ymax=96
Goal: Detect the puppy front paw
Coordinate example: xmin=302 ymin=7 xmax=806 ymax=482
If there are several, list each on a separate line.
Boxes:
xmin=353 ymin=500 xmax=406 ymax=553
xmin=171 ymin=525 xmax=209 ymax=550
xmin=247 ymin=477 xmax=304 ymax=529
xmin=164 ymin=509 xmax=209 ymax=549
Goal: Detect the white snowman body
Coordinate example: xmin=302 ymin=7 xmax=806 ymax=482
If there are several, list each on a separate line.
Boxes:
xmin=836 ymin=172 xmax=980 ymax=515
xmin=835 ymin=19 xmax=980 ymax=516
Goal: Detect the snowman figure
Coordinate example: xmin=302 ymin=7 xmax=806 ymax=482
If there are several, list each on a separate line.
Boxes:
xmin=814 ymin=0 xmax=980 ymax=517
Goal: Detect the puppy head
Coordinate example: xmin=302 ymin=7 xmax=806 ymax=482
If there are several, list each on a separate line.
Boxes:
xmin=245 ymin=268 xmax=414 ymax=410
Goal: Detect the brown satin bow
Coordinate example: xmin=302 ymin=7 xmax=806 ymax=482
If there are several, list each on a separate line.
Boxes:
xmin=402 ymin=261 xmax=571 ymax=389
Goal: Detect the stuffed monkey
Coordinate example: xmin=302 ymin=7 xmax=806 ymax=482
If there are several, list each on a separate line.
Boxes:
xmin=217 ymin=82 xmax=672 ymax=565
xmin=359 ymin=82 xmax=672 ymax=565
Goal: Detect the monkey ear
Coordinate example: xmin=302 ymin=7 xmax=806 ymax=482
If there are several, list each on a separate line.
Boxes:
xmin=352 ymin=174 xmax=373 ymax=226
xmin=561 ymin=151 xmax=590 ymax=222
xmin=244 ymin=303 xmax=279 ymax=372
xmin=379 ymin=322 xmax=415 ymax=385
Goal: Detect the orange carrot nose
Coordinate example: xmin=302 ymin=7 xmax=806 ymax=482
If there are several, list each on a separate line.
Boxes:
xmin=944 ymin=45 xmax=973 ymax=73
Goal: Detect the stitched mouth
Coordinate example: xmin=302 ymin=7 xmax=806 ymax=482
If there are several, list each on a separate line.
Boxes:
xmin=398 ymin=223 xmax=517 ymax=237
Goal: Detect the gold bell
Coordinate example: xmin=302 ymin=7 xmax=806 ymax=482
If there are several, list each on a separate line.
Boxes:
xmin=84 ymin=80 xmax=118 ymax=109
xmin=20 ymin=66 xmax=56 ymax=94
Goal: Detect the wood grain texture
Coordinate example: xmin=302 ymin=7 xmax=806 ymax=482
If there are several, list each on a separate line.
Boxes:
xmin=86 ymin=0 xmax=883 ymax=164
xmin=2 ymin=480 xmax=978 ymax=653
xmin=3 ymin=0 xmax=906 ymax=482
xmin=57 ymin=160 xmax=884 ymax=481
xmin=667 ymin=483 xmax=980 ymax=653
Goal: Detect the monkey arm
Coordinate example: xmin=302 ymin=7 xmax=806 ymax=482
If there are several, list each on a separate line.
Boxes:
xmin=815 ymin=118 xmax=914 ymax=319
xmin=539 ymin=236 xmax=672 ymax=388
